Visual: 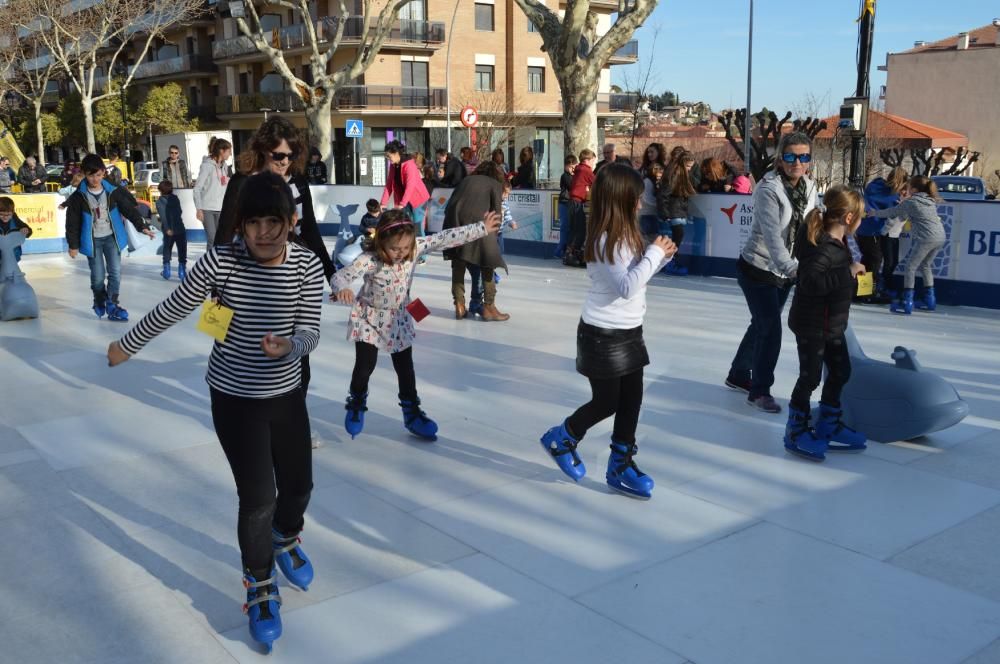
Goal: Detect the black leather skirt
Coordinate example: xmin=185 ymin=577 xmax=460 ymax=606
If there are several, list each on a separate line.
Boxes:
xmin=575 ymin=320 xmax=649 ymax=379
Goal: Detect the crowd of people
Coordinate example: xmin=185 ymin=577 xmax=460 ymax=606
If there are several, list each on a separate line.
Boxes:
xmin=0 ymin=116 xmax=954 ymax=653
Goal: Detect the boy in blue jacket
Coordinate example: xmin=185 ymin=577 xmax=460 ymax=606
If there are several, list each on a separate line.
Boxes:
xmin=65 ymin=154 xmax=155 ymax=321
xmin=156 ymin=179 xmax=187 ymax=281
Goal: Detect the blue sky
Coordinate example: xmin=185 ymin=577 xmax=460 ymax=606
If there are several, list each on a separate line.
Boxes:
xmin=613 ymin=1 xmax=992 ymax=117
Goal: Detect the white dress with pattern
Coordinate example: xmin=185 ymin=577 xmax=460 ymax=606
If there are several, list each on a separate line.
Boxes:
xmin=331 ymin=222 xmax=488 ymax=353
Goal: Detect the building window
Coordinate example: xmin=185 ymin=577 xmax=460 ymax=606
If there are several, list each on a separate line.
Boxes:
xmin=401 ymin=61 xmax=429 ymax=88
xmin=475 ymin=64 xmax=495 ymax=92
xmin=528 ymin=66 xmax=545 ymax=93
xmin=528 ymin=18 xmax=539 ymax=33
xmin=474 ymin=3 xmax=494 ymax=31
xmin=238 ymin=72 xmax=250 ymax=94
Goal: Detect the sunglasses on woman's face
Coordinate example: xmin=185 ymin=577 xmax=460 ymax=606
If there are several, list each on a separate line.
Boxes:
xmin=270 ymin=151 xmax=297 ymax=163
xmin=781 ymin=153 xmax=812 ymax=164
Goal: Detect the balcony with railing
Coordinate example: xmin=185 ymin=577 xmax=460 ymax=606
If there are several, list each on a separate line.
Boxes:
xmin=212 ymin=17 xmax=445 ymax=62
xmin=129 ymin=55 xmax=216 ymax=82
xmin=608 ymin=40 xmax=639 ymax=65
xmin=216 ymin=85 xmax=447 ymax=115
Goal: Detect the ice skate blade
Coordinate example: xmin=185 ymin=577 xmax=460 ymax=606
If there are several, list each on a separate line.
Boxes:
xmin=606 ymin=480 xmax=652 ymax=500
xmin=784 ymin=445 xmax=826 ymax=462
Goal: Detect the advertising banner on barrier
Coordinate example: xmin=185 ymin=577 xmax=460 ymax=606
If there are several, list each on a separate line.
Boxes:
xmin=689 ymin=194 xmax=753 ymax=259
xmin=956 ymin=202 xmax=1000 ymax=284
xmin=504 ymin=190 xmax=557 ymax=242
xmin=10 ymin=193 xmax=61 ymax=239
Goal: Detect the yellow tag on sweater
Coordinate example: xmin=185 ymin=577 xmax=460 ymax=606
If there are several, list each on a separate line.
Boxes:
xmin=197 ymin=300 xmax=234 ymax=342
xmin=856 ymin=272 xmax=874 ymax=297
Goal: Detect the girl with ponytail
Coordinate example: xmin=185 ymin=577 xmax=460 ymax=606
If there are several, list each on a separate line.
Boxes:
xmin=783 ymin=185 xmax=868 ymax=462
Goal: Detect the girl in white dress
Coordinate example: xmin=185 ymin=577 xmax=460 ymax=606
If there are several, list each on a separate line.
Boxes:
xmin=332 ymin=208 xmax=501 ymax=440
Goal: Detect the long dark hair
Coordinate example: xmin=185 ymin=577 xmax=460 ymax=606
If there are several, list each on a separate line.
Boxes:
xmin=640 ymin=142 xmax=666 ymax=175
xmin=237 ymin=117 xmax=307 ymax=176
xmin=584 ymin=164 xmax=645 ymax=265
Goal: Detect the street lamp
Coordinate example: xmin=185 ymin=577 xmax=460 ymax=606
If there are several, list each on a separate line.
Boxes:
xmin=114 ymin=63 xmax=133 ymax=183
xmin=444 ymin=0 xmax=461 ymax=154
xmin=744 ymin=0 xmax=753 ymax=176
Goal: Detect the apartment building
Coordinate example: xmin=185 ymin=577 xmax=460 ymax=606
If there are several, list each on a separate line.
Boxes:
xmin=881 ymin=20 xmax=1000 ymax=175
xmin=90 ymin=0 xmax=638 ymax=186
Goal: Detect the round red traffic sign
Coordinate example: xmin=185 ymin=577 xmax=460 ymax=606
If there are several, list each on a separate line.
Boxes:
xmin=460 ymin=106 xmax=479 ymax=127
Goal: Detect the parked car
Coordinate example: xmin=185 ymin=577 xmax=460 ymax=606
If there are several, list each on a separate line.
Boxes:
xmin=45 ymin=164 xmax=64 ymax=184
xmin=133 ymin=169 xmax=162 ymax=205
xmin=932 ymin=176 xmax=986 ymax=201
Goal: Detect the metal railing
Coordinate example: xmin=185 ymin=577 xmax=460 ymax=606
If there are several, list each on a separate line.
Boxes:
xmin=216 ymin=85 xmax=448 ymax=114
xmin=212 ymin=17 xmax=445 ymax=59
xmin=612 ymin=40 xmax=639 ymax=60
xmin=129 ymin=55 xmax=216 ymax=80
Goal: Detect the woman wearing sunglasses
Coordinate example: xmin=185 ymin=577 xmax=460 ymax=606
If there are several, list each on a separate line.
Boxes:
xmin=215 ymin=118 xmax=337 ymax=450
xmin=215 ymin=117 xmax=335 ymax=280
xmin=725 ymin=132 xmax=818 ymax=414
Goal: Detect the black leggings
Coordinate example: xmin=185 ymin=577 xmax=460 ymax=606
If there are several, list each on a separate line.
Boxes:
xmin=566 ymin=369 xmax=644 ymax=445
xmin=856 ymin=235 xmax=882 ymax=278
xmin=210 ymin=388 xmax=312 ymax=580
xmin=789 ymin=335 xmax=852 ymax=414
xmin=880 ymin=235 xmax=900 ymax=287
xmin=350 ymin=343 xmax=417 ymax=400
xmin=568 ymin=201 xmax=587 ymax=249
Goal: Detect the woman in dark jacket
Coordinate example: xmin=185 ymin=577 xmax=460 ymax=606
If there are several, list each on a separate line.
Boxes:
xmin=216 ymin=118 xmax=335 ymax=281
xmin=443 ymin=160 xmax=508 ymax=321
xmin=215 ymin=117 xmax=335 ymax=410
xmin=510 ymin=146 xmax=536 ymax=190
xmin=784 ymin=185 xmax=867 ymax=461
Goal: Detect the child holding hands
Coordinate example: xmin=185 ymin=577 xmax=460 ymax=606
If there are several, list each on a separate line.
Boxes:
xmin=783 ymin=184 xmax=868 ymax=461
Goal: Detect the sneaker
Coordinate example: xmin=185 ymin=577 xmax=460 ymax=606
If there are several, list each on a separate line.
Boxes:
xmin=747 ymin=395 xmax=781 ymax=413
xmin=725 ymin=375 xmax=752 ymax=394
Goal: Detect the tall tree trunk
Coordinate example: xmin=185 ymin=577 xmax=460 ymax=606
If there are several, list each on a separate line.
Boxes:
xmin=305 ymin=95 xmax=334 ymax=179
xmin=82 ymin=97 xmax=96 ymax=154
xmin=33 ymin=100 xmax=45 ymax=165
xmin=560 ymin=76 xmax=599 ymax=157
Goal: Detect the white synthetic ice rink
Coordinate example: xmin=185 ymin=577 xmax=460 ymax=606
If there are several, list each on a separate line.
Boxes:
xmin=3 ymin=244 xmax=1000 ymax=664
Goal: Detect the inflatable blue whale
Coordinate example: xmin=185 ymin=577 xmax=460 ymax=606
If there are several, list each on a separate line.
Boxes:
xmin=0 ymin=233 xmax=39 ymax=321
xmin=839 ymin=326 xmax=969 ymax=443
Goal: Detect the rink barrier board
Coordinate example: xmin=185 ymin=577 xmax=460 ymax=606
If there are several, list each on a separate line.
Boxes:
xmin=17 ymin=187 xmax=1000 ymax=310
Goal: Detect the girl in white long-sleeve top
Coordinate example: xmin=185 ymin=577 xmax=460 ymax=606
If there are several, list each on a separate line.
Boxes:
xmin=539 ymin=164 xmax=676 ymax=499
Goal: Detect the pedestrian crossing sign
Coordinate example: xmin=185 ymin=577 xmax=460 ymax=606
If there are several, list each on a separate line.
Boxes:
xmin=346 ymin=119 xmax=364 ymax=138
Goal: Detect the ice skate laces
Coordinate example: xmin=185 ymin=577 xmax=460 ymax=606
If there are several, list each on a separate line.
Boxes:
xmin=273 ymin=531 xmax=306 ymax=569
xmin=243 ymin=574 xmax=281 ymax=617
xmin=611 ymin=442 xmax=645 ymax=477
xmin=345 ymin=395 xmax=368 ymax=421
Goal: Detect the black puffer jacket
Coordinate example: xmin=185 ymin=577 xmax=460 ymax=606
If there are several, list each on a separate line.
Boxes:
xmin=788 ymin=226 xmax=855 ymax=339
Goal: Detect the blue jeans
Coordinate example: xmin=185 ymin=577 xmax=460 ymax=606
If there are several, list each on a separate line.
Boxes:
xmin=730 ymin=268 xmax=792 ymax=399
xmin=87 ymin=234 xmax=122 ymax=301
xmin=556 ymin=201 xmax=570 ymax=257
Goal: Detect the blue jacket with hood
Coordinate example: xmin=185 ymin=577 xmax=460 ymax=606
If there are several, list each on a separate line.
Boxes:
xmin=858 ymin=177 xmax=900 ymax=237
xmin=64 ymin=179 xmax=149 ymax=257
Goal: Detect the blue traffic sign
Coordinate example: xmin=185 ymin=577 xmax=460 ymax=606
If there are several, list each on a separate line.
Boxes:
xmin=346 ymin=119 xmax=364 ymax=138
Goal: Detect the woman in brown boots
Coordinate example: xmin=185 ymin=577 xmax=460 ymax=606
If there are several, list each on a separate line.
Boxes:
xmin=443 ymin=160 xmax=510 ymax=321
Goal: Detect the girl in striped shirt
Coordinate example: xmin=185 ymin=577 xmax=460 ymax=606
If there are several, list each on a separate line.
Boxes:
xmin=107 ymin=172 xmax=323 ymax=653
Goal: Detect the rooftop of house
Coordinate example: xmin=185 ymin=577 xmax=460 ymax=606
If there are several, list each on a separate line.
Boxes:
xmin=815 ymin=109 xmax=968 ymax=148
xmin=899 ymin=22 xmax=1000 ymax=54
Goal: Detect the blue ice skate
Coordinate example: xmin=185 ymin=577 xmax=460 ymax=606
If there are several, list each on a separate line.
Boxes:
xmin=177 ymin=264 xmax=187 ymax=281
xmin=105 ymin=299 xmax=129 ymax=322
xmin=784 ymin=406 xmax=827 ymax=462
xmin=606 ymin=440 xmax=654 ymax=499
xmin=161 ymin=264 xmax=170 ymax=280
xmin=815 ymin=403 xmax=867 ymax=452
xmin=400 ymin=396 xmax=438 ymax=441
xmin=916 ymin=286 xmax=936 ymax=311
xmin=243 ymin=570 xmax=282 ymax=653
xmin=272 ymin=529 xmax=314 ymax=591
xmin=539 ymin=420 xmax=586 ymax=481
xmin=344 ymin=392 xmax=367 ymax=439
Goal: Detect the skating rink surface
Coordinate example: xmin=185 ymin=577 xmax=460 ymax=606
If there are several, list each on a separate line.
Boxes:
xmin=4 ymin=244 xmax=1000 ymax=664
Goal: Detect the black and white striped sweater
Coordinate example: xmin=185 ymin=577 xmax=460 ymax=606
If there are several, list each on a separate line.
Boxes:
xmin=118 ymin=241 xmax=324 ymax=398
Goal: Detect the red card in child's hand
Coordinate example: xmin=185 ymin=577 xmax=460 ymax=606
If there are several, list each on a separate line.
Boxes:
xmin=406 ymin=298 xmax=430 ymax=322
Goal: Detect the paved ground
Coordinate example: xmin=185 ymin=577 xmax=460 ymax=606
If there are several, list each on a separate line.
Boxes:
xmin=3 ymin=245 xmax=1000 ymax=663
